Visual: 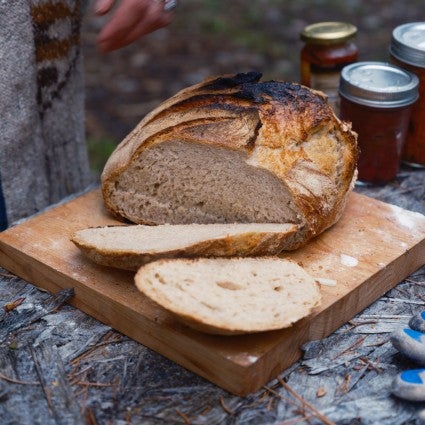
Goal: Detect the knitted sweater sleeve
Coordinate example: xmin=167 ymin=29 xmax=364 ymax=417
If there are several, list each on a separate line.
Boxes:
xmin=0 ymin=0 xmax=92 ymax=226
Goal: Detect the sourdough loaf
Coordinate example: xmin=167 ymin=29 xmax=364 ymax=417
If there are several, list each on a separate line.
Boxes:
xmin=134 ymin=257 xmax=322 ymax=335
xmin=71 ymin=222 xmax=298 ymax=271
xmin=101 ymin=72 xmax=357 ymax=249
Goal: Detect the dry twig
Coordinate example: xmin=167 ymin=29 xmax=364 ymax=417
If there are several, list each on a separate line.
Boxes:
xmin=405 ymin=278 xmax=425 ymax=286
xmin=219 ymin=396 xmax=234 ymax=415
xmin=0 ymin=371 xmax=40 ymax=386
xmin=263 ymin=385 xmax=303 ymax=410
xmin=364 ymin=338 xmax=389 ymax=348
xmin=70 ymin=331 xmax=123 ymax=366
xmin=264 ymin=380 xmax=335 ymax=425
xmin=75 ymin=380 xmax=114 ymax=388
xmin=175 ymin=409 xmax=192 ymax=424
xmin=86 ymin=408 xmax=99 ymax=425
xmin=199 ymin=405 xmax=213 ymax=415
xmin=382 ymin=297 xmax=425 ymax=305
xmin=68 ymin=365 xmax=92 ymax=384
xmin=3 ymin=297 xmax=25 ymax=312
xmin=277 ymin=377 xmax=336 ymax=425
xmin=332 ymin=336 xmax=366 ymax=360
xmin=267 ymin=395 xmax=275 ymax=411
xmin=336 ymin=373 xmax=351 ymax=395
xmin=359 ymin=356 xmax=383 ymax=373
xmin=347 ymin=319 xmax=378 ymax=330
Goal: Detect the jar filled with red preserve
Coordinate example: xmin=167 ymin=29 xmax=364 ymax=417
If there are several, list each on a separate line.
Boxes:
xmin=300 ymin=21 xmax=358 ymax=114
xmin=339 ymin=62 xmax=419 ymax=185
xmin=389 ymin=22 xmax=425 ymax=167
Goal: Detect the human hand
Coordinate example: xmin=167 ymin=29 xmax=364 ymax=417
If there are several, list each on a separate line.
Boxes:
xmin=94 ymin=0 xmax=176 ymax=53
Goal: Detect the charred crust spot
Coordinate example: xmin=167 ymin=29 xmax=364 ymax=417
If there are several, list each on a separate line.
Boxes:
xmin=202 ymin=71 xmax=262 ymax=90
xmin=146 ymin=72 xmax=331 ymax=129
xmin=203 ymin=73 xmax=329 ymax=109
xmin=234 ymin=81 xmax=328 ymax=107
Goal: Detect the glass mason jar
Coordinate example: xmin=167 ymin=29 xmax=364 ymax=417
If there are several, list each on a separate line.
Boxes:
xmin=300 ymin=21 xmax=358 ymax=115
xmin=389 ymin=22 xmax=425 ymax=167
xmin=339 ymin=62 xmax=419 ymax=185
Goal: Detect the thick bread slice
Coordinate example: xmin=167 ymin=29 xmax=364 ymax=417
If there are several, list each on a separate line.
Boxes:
xmin=71 ymin=223 xmax=298 ymax=271
xmin=101 ymin=71 xmax=358 ymax=249
xmin=134 ymin=257 xmax=322 ymax=335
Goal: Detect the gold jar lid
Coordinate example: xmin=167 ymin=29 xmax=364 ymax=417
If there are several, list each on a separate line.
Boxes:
xmin=301 ymin=22 xmax=357 ymax=45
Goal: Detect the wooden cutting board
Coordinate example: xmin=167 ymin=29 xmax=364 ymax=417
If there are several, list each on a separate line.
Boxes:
xmin=0 ymin=190 xmax=424 ymax=396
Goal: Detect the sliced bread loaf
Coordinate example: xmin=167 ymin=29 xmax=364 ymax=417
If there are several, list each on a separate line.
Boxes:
xmin=134 ymin=257 xmax=322 ymax=335
xmin=71 ymin=223 xmax=298 ymax=271
xmin=101 ymin=71 xmax=357 ymax=249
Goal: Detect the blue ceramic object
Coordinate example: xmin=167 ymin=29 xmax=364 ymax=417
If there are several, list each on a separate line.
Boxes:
xmin=391 ymin=328 xmax=425 ymax=365
xmin=392 ymin=369 xmax=425 ymax=402
xmin=409 ymin=311 xmax=425 ymax=333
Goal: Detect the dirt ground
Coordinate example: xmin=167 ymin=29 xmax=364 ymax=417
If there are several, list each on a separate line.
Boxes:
xmin=81 ymin=0 xmax=425 ymax=172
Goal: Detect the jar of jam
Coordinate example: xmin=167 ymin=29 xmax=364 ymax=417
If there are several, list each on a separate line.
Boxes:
xmin=389 ymin=22 xmax=425 ymax=167
xmin=300 ymin=21 xmax=358 ymax=114
xmin=339 ymin=62 xmax=419 ymax=185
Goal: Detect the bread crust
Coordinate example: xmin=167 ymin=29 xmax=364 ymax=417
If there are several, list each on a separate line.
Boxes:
xmin=101 ymin=72 xmax=357 ymax=247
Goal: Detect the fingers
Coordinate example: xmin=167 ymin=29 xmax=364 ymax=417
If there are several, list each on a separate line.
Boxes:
xmin=107 ymin=3 xmax=173 ymax=51
xmin=97 ymin=0 xmax=174 ymax=53
xmin=94 ymin=0 xmax=116 ymax=15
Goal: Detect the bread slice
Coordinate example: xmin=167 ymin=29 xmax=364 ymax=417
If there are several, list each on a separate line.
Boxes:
xmin=71 ymin=223 xmax=299 ymax=271
xmin=101 ymin=72 xmax=357 ymax=249
xmin=134 ymin=257 xmax=322 ymax=335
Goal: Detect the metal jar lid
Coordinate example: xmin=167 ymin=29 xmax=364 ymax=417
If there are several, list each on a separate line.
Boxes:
xmin=300 ymin=22 xmax=357 ymax=45
xmin=390 ymin=22 xmax=425 ymax=68
xmin=339 ymin=62 xmax=419 ymax=108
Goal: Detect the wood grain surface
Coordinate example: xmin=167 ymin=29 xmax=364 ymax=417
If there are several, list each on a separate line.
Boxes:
xmin=0 ymin=189 xmax=424 ymax=396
